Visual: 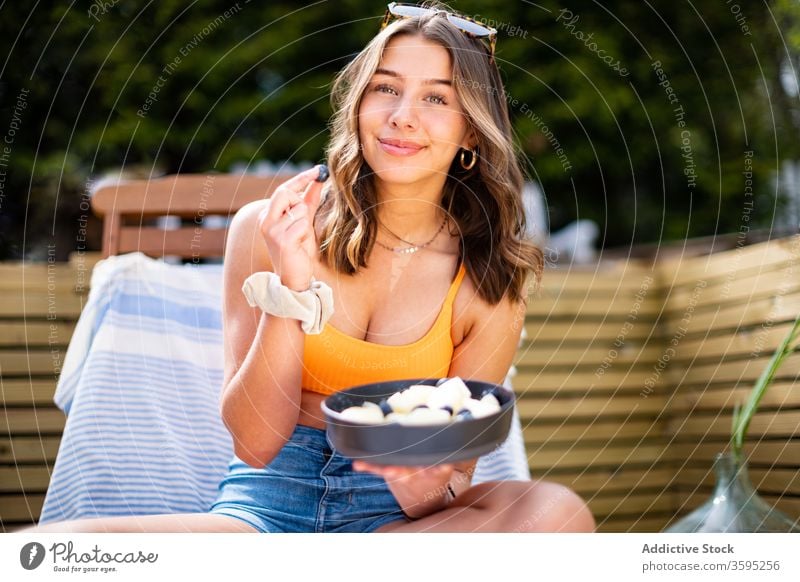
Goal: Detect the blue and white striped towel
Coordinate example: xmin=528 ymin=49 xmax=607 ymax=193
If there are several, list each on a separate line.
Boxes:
xmin=39 ymin=252 xmax=529 ymax=523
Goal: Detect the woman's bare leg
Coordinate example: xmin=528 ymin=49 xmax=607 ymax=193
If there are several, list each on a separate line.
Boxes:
xmin=375 ymin=479 xmax=596 ymax=533
xmin=17 ymin=513 xmax=257 ymax=533
xmin=18 ymin=481 xmax=594 ymax=534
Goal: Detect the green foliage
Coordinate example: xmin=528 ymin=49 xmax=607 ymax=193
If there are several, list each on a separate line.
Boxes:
xmin=0 ymin=1 xmax=798 ymax=259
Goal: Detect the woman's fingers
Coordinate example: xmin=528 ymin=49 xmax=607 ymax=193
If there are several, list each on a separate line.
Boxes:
xmin=302 ymin=171 xmax=327 ymax=221
xmin=265 ymin=166 xmax=328 ymax=258
xmin=354 ymin=461 xmax=451 ymax=472
xmin=281 ymin=215 xmax=310 ymax=246
xmin=353 ymin=461 xmax=383 ymax=472
xmin=266 ymin=190 xmax=303 ymax=225
xmin=283 ymin=202 xmax=308 ymax=225
xmin=263 ymin=201 xmax=307 ymax=239
xmin=353 ymin=461 xmax=453 ymax=480
xmin=281 ymin=164 xmax=327 ymax=193
xmin=265 ymin=166 xmax=323 ymax=223
xmin=353 ymin=461 xmax=398 ymax=478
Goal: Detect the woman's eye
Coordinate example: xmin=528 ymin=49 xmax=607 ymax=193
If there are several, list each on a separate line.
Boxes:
xmin=373 ymin=84 xmax=447 ymax=105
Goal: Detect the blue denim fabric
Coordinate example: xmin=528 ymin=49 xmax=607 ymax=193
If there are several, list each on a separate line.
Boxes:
xmin=209 ymin=424 xmax=410 ymax=532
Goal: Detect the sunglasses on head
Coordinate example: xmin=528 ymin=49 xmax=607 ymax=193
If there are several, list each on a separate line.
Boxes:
xmin=381 ymin=2 xmax=498 ymax=63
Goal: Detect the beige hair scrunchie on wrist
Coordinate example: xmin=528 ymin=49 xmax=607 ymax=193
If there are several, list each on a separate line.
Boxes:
xmin=241 ymin=271 xmax=335 ymax=335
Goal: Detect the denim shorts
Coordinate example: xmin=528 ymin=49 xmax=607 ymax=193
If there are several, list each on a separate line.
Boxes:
xmin=209 ymin=423 xmax=410 ymax=533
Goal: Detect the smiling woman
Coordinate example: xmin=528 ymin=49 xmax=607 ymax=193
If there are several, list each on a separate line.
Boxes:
xmin=23 ymin=2 xmax=593 ymax=535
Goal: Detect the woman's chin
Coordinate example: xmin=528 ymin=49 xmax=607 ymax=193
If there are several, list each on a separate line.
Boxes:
xmin=371 ymin=167 xmax=427 ymax=185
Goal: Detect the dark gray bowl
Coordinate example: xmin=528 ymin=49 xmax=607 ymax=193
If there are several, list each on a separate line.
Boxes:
xmin=321 ymin=378 xmax=515 ymax=466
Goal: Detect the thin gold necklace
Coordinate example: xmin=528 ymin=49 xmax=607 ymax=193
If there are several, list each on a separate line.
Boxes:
xmin=375 ymin=215 xmax=448 ymax=255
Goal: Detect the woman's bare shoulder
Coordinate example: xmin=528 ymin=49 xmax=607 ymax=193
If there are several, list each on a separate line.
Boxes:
xmin=224 ymin=199 xmax=273 ymax=277
xmin=230 ymin=199 xmax=271 ymax=233
xmin=447 ymin=263 xmax=526 ymax=384
xmin=452 ymin=266 xmax=523 ymax=345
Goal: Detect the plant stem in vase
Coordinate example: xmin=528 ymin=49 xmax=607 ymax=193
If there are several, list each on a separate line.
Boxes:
xmin=664 ymin=313 xmax=800 ymax=533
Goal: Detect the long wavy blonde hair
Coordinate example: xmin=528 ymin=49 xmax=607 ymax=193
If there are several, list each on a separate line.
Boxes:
xmin=316 ymin=3 xmax=543 ymax=304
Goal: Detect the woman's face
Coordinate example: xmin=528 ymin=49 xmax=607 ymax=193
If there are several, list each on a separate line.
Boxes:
xmin=358 ymin=34 xmax=474 ymax=188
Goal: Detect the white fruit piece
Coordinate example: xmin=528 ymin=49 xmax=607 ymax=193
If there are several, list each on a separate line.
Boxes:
xmin=479 ymin=393 xmax=501 ymax=412
xmin=460 ymin=398 xmax=497 ymax=419
xmin=426 ymin=376 xmax=472 ymax=412
xmin=387 ymin=390 xmax=413 ymax=414
xmin=384 ymin=412 xmax=404 ymax=424
xmin=340 ymin=405 xmax=385 ymax=424
xmin=403 ymin=384 xmax=435 ymax=408
xmin=387 ymin=384 xmax=436 ymax=413
xmin=396 ymin=407 xmax=451 ymax=426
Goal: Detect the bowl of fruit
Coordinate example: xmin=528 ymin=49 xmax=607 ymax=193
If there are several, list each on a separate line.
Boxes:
xmin=320 ymin=376 xmax=514 ymax=466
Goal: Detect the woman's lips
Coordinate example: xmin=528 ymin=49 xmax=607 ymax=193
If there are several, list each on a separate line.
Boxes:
xmin=378 ymin=139 xmax=425 ymax=157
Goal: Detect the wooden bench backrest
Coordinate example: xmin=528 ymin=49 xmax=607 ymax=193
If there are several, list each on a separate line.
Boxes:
xmin=91 ymin=174 xmax=294 ymax=258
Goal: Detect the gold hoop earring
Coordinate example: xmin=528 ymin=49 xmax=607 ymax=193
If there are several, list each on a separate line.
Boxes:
xmin=460 ymin=148 xmax=477 ymax=170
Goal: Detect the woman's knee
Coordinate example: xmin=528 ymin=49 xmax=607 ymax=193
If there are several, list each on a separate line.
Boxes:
xmin=511 ymin=480 xmax=595 ymax=532
xmin=468 ymin=480 xmax=595 ymax=533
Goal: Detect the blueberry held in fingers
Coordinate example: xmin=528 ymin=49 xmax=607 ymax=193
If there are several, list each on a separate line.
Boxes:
xmin=316 ymin=164 xmax=329 ymax=183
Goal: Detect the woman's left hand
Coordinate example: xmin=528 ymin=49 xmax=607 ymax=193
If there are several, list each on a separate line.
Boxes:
xmin=353 ymin=460 xmax=455 ymax=486
xmin=353 ymin=460 xmax=456 ymax=518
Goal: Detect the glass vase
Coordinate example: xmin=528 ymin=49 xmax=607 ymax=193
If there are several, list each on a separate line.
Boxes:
xmin=664 ymin=451 xmax=800 ymax=533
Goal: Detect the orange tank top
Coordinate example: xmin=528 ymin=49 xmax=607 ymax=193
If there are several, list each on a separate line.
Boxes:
xmin=301 ymin=261 xmax=467 ymax=396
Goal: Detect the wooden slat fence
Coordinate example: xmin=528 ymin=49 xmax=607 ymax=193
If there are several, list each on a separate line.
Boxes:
xmin=0 ymin=254 xmax=88 ymax=529
xmin=515 ymin=259 xmax=673 ymax=532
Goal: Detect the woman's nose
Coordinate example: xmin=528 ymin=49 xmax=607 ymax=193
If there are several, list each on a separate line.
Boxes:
xmin=388 ymin=97 xmax=419 ymax=129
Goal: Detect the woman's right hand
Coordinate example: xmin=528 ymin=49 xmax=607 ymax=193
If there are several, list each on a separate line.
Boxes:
xmin=258 ymin=166 xmax=328 ymax=291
